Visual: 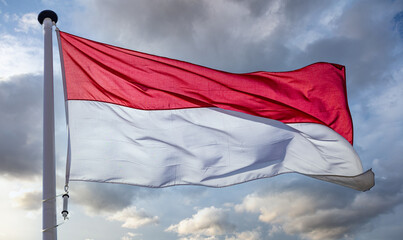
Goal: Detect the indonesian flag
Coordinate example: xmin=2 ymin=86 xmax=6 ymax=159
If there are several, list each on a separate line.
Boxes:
xmin=58 ymin=31 xmax=374 ymax=191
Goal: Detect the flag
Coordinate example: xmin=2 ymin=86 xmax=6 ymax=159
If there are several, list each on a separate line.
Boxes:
xmin=58 ymin=31 xmax=374 ymax=191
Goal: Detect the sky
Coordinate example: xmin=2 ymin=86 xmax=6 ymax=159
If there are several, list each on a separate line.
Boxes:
xmin=0 ymin=0 xmax=403 ymax=239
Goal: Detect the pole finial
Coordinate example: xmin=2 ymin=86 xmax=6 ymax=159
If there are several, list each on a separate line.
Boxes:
xmin=38 ymin=10 xmax=58 ymax=25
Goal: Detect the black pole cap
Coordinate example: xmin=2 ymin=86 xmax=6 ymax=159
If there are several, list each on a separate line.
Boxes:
xmin=38 ymin=10 xmax=58 ymax=25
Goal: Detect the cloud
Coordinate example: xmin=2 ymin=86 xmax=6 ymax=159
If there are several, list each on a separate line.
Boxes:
xmin=75 ymin=0 xmax=403 ymax=86
xmin=108 ymin=206 xmax=159 ymax=229
xmin=235 ymin=180 xmax=403 ymax=240
xmin=0 ymin=34 xmax=42 ymax=80
xmin=281 ymin=0 xmax=403 ymax=96
xmin=127 ymin=232 xmax=139 ymax=237
xmin=72 ymin=183 xmax=159 ymax=215
xmin=178 ymin=236 xmax=218 ymax=240
xmin=394 ymin=11 xmax=403 ymax=39
xmin=74 ymin=0 xmax=287 ymax=72
xmin=0 ymin=74 xmax=42 ymax=178
xmin=166 ymin=206 xmax=235 ymax=238
xmin=14 ymin=12 xmax=41 ymax=33
xmin=10 ymin=189 xmax=41 ymax=211
xmin=177 ymin=236 xmax=218 ymax=240
xmin=225 ymin=229 xmax=261 ymax=240
xmin=351 ymin=66 xmax=403 ymax=178
xmin=121 ymin=232 xmax=142 ymax=240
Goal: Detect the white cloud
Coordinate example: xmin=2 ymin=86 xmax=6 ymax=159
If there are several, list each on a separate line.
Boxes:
xmin=108 ymin=206 xmax=159 ymax=229
xmin=0 ymin=177 xmax=41 ymax=238
xmin=10 ymin=189 xmax=41 ymax=211
xmin=15 ymin=12 xmax=40 ymax=33
xmin=0 ymin=34 xmax=42 ymax=81
xmin=7 ymin=181 xmax=42 ymax=219
xmin=127 ymin=232 xmax=139 ymax=237
xmin=235 ymin=191 xmax=323 ymax=223
xmin=225 ymin=229 xmax=261 ymax=240
xmin=179 ymin=237 xmax=218 ymax=240
xmin=166 ymin=206 xmax=235 ymax=237
xmin=121 ymin=232 xmax=142 ymax=240
xmin=235 ymin=188 xmax=403 ymax=240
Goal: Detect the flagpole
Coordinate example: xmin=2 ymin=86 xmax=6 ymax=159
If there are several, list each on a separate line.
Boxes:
xmin=38 ymin=10 xmax=58 ymax=240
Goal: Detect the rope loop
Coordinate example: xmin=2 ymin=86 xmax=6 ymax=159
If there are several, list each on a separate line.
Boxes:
xmin=42 ymin=218 xmax=68 ymax=233
xmin=42 ymin=193 xmax=63 ymax=203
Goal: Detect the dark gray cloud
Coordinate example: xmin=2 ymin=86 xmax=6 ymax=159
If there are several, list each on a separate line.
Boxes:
xmin=0 ymin=74 xmax=42 ymax=178
xmin=71 ymin=182 xmax=160 ymax=214
xmin=233 ymin=0 xmax=274 ymax=17
xmin=291 ymin=0 xmax=403 ymax=94
xmin=75 ymin=0 xmax=403 ymax=81
xmin=74 ymin=0 xmax=207 ymax=63
xmin=236 ymin=176 xmax=403 ymax=240
xmin=75 ymin=0 xmax=293 ymax=71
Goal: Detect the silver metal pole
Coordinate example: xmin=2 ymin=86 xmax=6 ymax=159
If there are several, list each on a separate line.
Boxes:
xmin=38 ymin=10 xmax=58 ymax=240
